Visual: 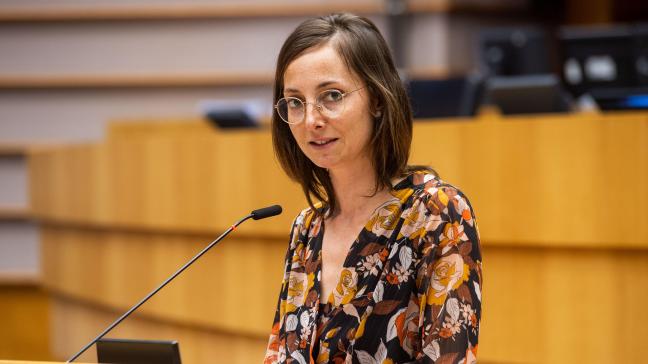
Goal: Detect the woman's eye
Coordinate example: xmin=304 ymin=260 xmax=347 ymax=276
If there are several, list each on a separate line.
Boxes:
xmin=322 ymin=90 xmax=344 ymax=102
xmin=287 ymin=99 xmax=302 ymax=109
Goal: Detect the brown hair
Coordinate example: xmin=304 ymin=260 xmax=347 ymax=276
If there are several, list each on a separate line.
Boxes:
xmin=272 ymin=13 xmax=425 ymax=214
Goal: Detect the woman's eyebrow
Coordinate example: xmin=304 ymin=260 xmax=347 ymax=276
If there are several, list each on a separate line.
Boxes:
xmin=284 ymin=80 xmax=342 ymax=93
xmin=317 ymin=80 xmax=338 ymax=88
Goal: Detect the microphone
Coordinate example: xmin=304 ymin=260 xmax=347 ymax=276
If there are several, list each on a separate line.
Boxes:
xmin=66 ymin=205 xmax=283 ymax=363
xmin=251 ymin=204 xmax=282 ymax=220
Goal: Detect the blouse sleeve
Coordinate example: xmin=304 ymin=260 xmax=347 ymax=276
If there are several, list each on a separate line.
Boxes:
xmin=263 ymin=210 xmax=307 ymax=364
xmin=415 ymin=185 xmax=483 ymax=363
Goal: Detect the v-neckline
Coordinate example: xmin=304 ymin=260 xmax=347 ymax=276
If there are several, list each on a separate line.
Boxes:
xmin=312 ymin=172 xmax=415 ymax=308
xmin=317 ymin=195 xmax=401 ymax=307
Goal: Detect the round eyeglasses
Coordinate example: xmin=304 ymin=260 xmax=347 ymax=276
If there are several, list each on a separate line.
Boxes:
xmin=274 ymin=87 xmax=364 ymax=125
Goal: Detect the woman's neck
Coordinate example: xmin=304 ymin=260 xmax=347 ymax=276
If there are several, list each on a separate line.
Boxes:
xmin=328 ymin=161 xmax=390 ymax=220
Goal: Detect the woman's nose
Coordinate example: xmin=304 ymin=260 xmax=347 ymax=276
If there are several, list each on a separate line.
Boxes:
xmin=303 ymin=103 xmax=325 ymax=129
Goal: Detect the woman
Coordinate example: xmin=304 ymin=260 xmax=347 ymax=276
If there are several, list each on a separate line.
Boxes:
xmin=265 ymin=13 xmax=482 ymax=364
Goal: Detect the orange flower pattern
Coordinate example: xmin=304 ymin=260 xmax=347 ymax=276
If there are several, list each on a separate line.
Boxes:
xmin=264 ymin=172 xmax=482 ymax=363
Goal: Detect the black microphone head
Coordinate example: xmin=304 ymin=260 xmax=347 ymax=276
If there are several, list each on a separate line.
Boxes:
xmin=251 ymin=205 xmax=282 ymax=220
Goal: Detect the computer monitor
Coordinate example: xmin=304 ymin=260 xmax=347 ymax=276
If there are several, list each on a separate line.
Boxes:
xmin=479 ymin=27 xmax=551 ymax=77
xmin=559 ymin=25 xmax=638 ymax=97
xmin=205 ymin=109 xmax=258 ymax=128
xmin=97 ymin=338 xmax=182 ymax=364
xmin=408 ymin=75 xmax=484 ymax=119
xmin=484 ymin=74 xmax=571 ymax=115
xmin=199 ymin=99 xmax=266 ymax=129
xmin=633 ymin=24 xmax=648 ymax=85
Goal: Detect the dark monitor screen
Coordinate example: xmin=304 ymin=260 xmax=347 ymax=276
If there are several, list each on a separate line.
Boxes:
xmin=408 ymin=76 xmax=484 ymax=119
xmin=479 ymin=27 xmax=551 ymax=76
xmin=559 ymin=25 xmax=638 ymax=97
xmin=634 ymin=24 xmax=648 ymax=85
xmin=97 ymin=338 xmax=182 ymax=364
xmin=485 ymin=74 xmax=571 ymax=115
xmin=205 ymin=109 xmax=258 ymax=128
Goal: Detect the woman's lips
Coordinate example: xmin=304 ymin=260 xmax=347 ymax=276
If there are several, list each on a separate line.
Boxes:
xmin=309 ymin=138 xmax=338 ymax=148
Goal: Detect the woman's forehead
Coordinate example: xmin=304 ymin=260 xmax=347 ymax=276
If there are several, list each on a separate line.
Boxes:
xmin=283 ymin=44 xmax=361 ymax=90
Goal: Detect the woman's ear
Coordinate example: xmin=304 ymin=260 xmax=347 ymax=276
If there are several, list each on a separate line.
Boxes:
xmin=371 ymin=98 xmax=383 ymax=118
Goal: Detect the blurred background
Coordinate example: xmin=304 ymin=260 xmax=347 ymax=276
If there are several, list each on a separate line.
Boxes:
xmin=0 ymin=0 xmax=646 ymax=363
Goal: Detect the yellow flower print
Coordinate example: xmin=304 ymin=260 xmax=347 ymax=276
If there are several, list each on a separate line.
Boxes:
xmin=398 ymin=202 xmax=427 ymax=240
xmin=325 ymin=327 xmax=339 ymax=339
xmin=437 ymin=188 xmax=449 ymax=206
xmin=286 ymin=272 xmax=307 ymax=313
xmin=307 ymin=272 xmax=315 ymax=292
xmin=403 ymin=209 xmax=420 ymax=229
xmin=355 ymin=315 xmax=368 ymax=339
xmin=380 ymin=204 xmax=401 ymax=230
xmin=292 ymin=244 xmax=303 ymax=264
xmin=333 ymin=268 xmax=358 ymax=305
xmin=439 ymin=221 xmax=467 ymax=249
xmin=303 ymin=210 xmax=315 ymax=229
xmin=427 ymin=254 xmax=466 ymax=306
xmin=425 ymin=188 xmax=449 ymax=215
xmin=391 ymin=187 xmax=414 ymax=203
xmin=365 ymin=202 xmax=401 ymax=237
xmin=316 ymin=344 xmax=329 ymax=363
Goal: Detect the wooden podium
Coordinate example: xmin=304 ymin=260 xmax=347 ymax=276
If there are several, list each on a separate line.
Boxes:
xmin=27 ymin=112 xmax=647 ymax=364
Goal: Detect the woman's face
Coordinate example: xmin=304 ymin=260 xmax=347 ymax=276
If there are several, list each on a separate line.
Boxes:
xmin=282 ymin=43 xmax=375 ymax=173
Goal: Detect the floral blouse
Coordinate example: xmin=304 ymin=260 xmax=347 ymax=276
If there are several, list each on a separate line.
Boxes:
xmin=264 ymin=172 xmax=482 ymax=364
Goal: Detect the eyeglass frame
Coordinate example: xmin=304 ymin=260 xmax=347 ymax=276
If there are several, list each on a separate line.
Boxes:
xmin=274 ymin=86 xmax=366 ymax=125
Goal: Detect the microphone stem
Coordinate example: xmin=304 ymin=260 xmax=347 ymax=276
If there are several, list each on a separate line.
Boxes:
xmin=66 ymin=214 xmax=254 ymax=363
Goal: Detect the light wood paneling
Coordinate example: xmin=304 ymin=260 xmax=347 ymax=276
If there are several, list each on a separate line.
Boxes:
xmin=49 ymin=297 xmax=267 ymax=364
xmin=30 ymin=112 xmax=648 ymax=363
xmin=479 ymin=245 xmax=648 ymax=363
xmin=0 ymin=285 xmax=51 ymax=361
xmin=29 ymin=125 xmax=305 ymax=236
xmin=38 ymin=229 xmax=648 ymax=363
xmin=410 ymin=111 xmax=648 ymax=249
xmin=40 ymin=225 xmax=285 ymax=338
xmin=31 ymin=112 xmax=648 ymax=247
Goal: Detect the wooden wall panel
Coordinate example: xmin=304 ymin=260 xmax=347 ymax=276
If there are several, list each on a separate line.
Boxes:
xmin=39 ymin=228 xmax=648 ymax=363
xmin=50 ymin=297 xmax=267 ymax=364
xmin=0 ymin=285 xmax=52 ymax=361
xmin=410 ymin=112 xmax=648 ymax=248
xmin=30 ymin=127 xmax=305 ymax=235
xmin=41 ymin=226 xmax=285 ymax=338
xmin=479 ymin=246 xmax=648 ymax=363
xmin=31 ymin=112 xmax=647 ymax=247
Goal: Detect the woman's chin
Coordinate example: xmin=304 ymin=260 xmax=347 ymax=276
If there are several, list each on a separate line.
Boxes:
xmin=313 ymin=161 xmax=333 ymax=170
xmin=311 ymin=158 xmax=338 ymax=171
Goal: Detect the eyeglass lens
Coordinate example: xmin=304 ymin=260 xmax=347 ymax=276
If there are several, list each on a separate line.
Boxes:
xmin=276 ymin=90 xmax=345 ymax=124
